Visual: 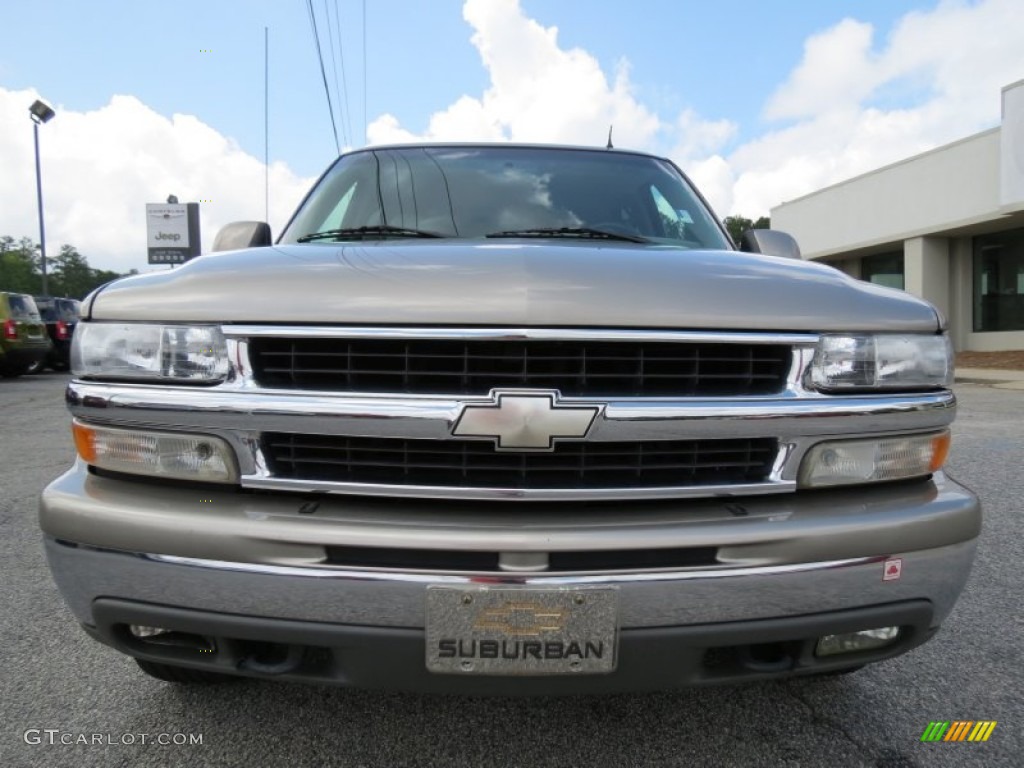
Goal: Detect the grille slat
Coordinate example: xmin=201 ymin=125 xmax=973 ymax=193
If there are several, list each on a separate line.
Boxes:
xmin=250 ymin=338 xmax=790 ymax=396
xmin=264 ymin=434 xmax=777 ymax=490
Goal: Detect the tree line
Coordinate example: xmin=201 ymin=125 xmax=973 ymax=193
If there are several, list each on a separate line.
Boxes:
xmin=723 ymin=216 xmax=770 ymax=246
xmin=0 ymin=236 xmax=134 ymax=299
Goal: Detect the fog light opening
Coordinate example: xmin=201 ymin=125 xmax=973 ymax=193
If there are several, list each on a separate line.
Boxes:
xmin=129 ymin=625 xmax=172 ymax=639
xmin=815 ymin=626 xmax=900 ymax=657
xmin=126 ymin=625 xmax=216 ymax=653
xmin=739 ymin=641 xmax=796 ymax=672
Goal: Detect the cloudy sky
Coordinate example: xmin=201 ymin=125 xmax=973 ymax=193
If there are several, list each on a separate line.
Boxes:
xmin=1 ymin=0 xmax=1022 ymax=274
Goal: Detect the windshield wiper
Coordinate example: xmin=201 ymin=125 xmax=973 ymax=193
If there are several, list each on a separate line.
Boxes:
xmin=297 ymin=225 xmax=444 ymax=243
xmin=484 ymin=227 xmax=649 ymax=243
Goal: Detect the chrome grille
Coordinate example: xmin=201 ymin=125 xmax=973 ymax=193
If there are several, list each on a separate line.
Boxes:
xmin=248 ymin=337 xmax=791 ymax=396
xmin=262 ymin=434 xmax=778 ymax=490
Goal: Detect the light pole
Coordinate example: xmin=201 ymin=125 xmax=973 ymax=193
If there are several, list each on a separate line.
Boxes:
xmin=29 ymin=99 xmax=55 ymax=296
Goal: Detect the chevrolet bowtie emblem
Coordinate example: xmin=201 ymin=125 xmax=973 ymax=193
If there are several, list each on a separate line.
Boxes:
xmin=473 ymin=602 xmax=566 ymax=636
xmin=452 ymin=391 xmax=601 ymax=451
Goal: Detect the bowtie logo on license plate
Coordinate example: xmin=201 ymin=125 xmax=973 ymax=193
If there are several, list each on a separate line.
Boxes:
xmin=473 ymin=602 xmax=567 ymax=636
xmin=452 ymin=391 xmax=601 ymax=451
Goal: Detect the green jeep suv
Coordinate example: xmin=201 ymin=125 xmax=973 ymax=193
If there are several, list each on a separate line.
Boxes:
xmin=0 ymin=292 xmax=52 ymax=377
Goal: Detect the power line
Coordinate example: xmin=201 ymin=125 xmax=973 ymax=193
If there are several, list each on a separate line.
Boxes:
xmin=306 ymin=0 xmax=340 ymax=154
xmin=323 ymin=0 xmax=349 ymax=147
xmin=331 ymin=0 xmax=355 ymax=147
xmin=362 ymin=0 xmax=367 ymax=145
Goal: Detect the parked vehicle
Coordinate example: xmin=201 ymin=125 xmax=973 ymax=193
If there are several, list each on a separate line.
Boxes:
xmin=30 ymin=296 xmax=81 ymax=372
xmin=41 ymin=144 xmax=979 ymax=692
xmin=0 ymin=292 xmax=51 ymax=378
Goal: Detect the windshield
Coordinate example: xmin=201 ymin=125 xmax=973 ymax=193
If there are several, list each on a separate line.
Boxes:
xmin=55 ymin=298 xmax=81 ymax=321
xmin=8 ymin=294 xmax=40 ymax=320
xmin=279 ymin=146 xmax=731 ymax=250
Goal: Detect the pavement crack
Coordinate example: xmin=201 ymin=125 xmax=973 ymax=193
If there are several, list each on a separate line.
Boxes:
xmin=779 ymin=682 xmax=918 ymax=768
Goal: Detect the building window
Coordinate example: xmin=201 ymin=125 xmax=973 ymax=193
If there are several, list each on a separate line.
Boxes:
xmin=973 ymin=228 xmax=1024 ymax=332
xmin=861 ymin=252 xmax=904 ymax=290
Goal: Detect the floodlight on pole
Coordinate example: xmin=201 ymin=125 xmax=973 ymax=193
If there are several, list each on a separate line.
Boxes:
xmin=30 ymin=99 xmax=55 ymax=296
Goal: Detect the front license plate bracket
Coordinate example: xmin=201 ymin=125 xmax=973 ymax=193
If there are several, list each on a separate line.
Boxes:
xmin=425 ymin=586 xmax=619 ymax=676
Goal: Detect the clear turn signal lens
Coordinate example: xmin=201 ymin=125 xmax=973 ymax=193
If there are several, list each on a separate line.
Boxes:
xmin=799 ymin=431 xmax=950 ymax=488
xmin=72 ymin=420 xmax=238 ymax=483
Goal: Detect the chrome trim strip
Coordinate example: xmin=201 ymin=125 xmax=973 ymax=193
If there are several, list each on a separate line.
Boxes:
xmin=138 ymin=547 xmax=876 ymax=584
xmin=67 ymin=383 xmax=956 ymax=441
xmin=237 ymin=476 xmax=796 ymax=501
xmin=221 ymin=325 xmax=821 ymax=345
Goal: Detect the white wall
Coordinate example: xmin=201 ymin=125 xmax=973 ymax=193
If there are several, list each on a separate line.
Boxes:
xmin=904 ymin=237 xmax=950 ymax=324
xmin=1001 ymin=79 xmax=1024 ymax=212
xmin=773 ymin=130 xmax=1001 ymax=260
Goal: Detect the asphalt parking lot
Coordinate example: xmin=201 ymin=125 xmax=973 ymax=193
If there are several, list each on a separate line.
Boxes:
xmin=1 ymin=372 xmax=1021 ymax=768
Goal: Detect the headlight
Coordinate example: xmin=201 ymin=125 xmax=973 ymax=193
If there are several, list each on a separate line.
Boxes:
xmin=72 ymin=323 xmax=230 ymax=383
xmin=810 ymin=334 xmax=952 ymax=391
xmin=799 ymin=431 xmax=950 ymax=488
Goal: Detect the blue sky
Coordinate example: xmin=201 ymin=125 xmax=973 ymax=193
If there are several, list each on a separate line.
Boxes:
xmin=3 ymin=0 xmax=928 ymax=177
xmin=1 ymin=0 xmax=1021 ymax=272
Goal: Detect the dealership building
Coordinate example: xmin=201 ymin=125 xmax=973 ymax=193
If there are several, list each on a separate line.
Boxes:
xmin=772 ymin=80 xmax=1024 ymax=352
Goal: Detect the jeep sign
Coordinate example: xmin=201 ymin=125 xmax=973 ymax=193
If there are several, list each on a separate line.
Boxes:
xmin=146 ymin=203 xmax=201 ymax=264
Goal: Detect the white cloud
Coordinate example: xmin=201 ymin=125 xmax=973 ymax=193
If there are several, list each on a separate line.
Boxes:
xmin=737 ymin=0 xmax=1024 ymax=215
xmin=367 ymin=0 xmax=1023 ymax=220
xmin=764 ymin=19 xmax=879 ymax=122
xmin=0 ymin=88 xmax=314 ymax=275
xmin=368 ymin=0 xmax=667 ymax=150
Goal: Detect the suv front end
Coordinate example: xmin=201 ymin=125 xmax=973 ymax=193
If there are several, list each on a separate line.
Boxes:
xmin=39 ymin=145 xmax=980 ymax=692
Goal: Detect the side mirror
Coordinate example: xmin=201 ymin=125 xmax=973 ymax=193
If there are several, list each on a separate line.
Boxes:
xmin=739 ymin=229 xmax=801 ymax=260
xmin=212 ymin=221 xmax=272 ymax=252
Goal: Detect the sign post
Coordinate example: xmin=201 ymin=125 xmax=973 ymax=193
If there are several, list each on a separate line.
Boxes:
xmin=146 ymin=202 xmax=201 ymax=265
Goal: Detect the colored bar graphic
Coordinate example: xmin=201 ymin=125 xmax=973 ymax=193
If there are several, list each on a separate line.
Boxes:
xmin=968 ymin=722 xmax=997 ymax=742
xmin=944 ymin=721 xmax=972 ymax=741
xmin=920 ymin=721 xmax=996 ymax=742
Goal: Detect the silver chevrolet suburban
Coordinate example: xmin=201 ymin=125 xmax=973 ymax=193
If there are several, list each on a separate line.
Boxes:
xmin=40 ymin=144 xmax=980 ymax=693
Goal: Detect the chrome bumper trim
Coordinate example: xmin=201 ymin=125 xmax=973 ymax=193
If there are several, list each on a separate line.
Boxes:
xmin=148 ymin=550 xmax=874 ymax=582
xmin=45 ymin=537 xmax=977 ymax=630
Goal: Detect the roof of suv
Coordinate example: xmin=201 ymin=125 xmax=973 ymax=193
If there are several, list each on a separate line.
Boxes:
xmin=339 ymin=142 xmax=668 ymax=161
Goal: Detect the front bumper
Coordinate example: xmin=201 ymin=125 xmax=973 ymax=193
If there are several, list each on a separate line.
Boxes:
xmin=82 ymin=595 xmax=938 ymax=694
xmin=40 ymin=464 xmax=980 ymax=691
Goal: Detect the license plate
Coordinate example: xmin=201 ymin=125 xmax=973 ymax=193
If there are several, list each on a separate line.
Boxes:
xmin=425 ymin=586 xmax=618 ymax=675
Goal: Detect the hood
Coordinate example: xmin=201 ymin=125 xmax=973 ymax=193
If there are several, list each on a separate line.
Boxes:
xmin=90 ymin=241 xmax=940 ymax=332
